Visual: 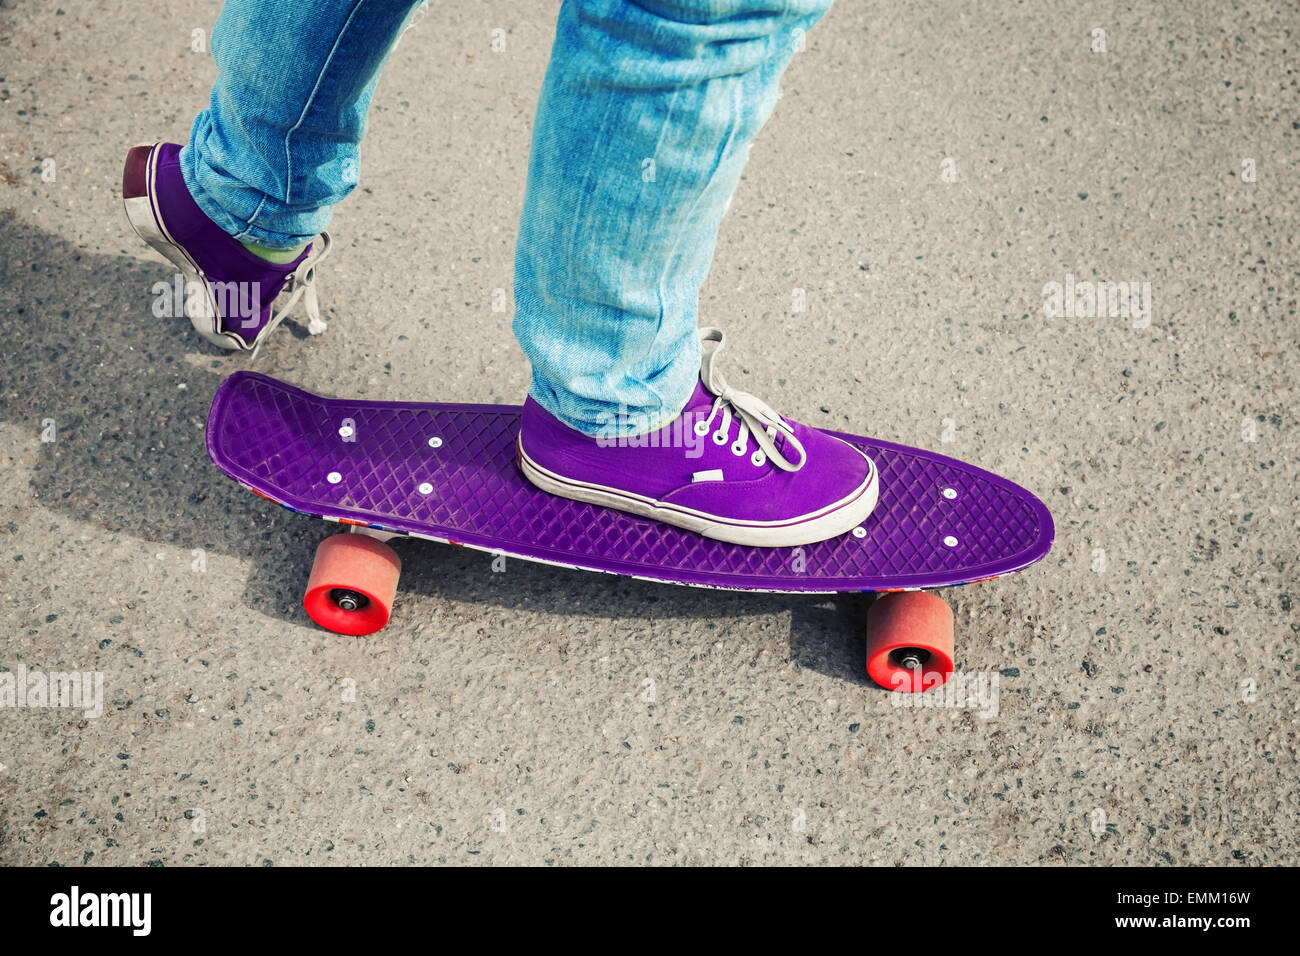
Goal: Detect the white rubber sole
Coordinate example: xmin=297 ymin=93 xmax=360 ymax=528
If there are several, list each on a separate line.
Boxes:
xmin=122 ymin=142 xmax=245 ymax=351
xmin=518 ymin=436 xmax=880 ymax=548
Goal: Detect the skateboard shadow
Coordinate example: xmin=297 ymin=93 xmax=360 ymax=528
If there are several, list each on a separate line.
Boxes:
xmin=0 ymin=218 xmax=875 ymax=686
xmin=253 ymin=535 xmax=878 ymax=686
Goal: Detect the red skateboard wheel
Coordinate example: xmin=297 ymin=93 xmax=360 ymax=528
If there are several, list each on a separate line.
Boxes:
xmin=303 ymin=533 xmax=401 ymax=636
xmin=865 ymin=591 xmax=955 ymax=692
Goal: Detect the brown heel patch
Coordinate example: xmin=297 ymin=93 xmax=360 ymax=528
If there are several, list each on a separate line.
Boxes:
xmin=122 ymin=145 xmax=151 ymax=199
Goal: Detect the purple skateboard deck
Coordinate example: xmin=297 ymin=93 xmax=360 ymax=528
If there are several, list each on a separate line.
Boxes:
xmin=207 ymin=371 xmax=1053 ymax=593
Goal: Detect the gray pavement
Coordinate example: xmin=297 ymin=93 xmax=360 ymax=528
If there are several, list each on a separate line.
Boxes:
xmin=0 ymin=0 xmax=1295 ymax=865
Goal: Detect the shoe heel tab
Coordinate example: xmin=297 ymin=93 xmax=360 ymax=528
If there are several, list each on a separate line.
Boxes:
xmin=122 ymin=144 xmax=153 ymax=199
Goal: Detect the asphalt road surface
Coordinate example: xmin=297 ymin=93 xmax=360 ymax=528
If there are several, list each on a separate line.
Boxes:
xmin=0 ymin=0 xmax=1295 ymax=865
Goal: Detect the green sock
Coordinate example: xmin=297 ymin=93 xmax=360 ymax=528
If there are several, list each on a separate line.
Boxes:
xmin=241 ymin=240 xmax=307 ymax=264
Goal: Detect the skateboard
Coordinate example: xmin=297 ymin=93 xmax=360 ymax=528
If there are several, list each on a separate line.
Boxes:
xmin=207 ymin=371 xmax=1053 ymax=692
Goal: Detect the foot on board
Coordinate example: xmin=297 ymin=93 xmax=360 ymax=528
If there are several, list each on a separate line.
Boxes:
xmin=518 ymin=327 xmax=879 ymax=548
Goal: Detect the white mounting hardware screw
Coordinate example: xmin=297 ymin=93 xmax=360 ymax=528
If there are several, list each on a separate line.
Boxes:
xmin=852 ymin=527 xmax=867 ymax=539
xmin=327 ymin=472 xmax=342 ymax=484
xmin=943 ymin=535 xmax=958 ymax=547
xmin=942 ymin=487 xmax=957 ymax=500
xmin=338 ymin=425 xmax=354 ymax=439
xmin=428 ymin=437 xmax=443 ymax=448
xmin=418 ymin=482 xmax=434 ymax=495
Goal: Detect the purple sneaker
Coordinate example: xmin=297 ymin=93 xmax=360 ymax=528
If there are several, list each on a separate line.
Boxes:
xmin=518 ymin=328 xmax=879 ymax=547
xmin=121 ymin=142 xmax=331 ymax=355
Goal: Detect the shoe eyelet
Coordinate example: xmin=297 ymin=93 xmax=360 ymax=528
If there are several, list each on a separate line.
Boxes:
xmin=712 ymin=430 xmax=728 ymax=445
xmin=731 ymin=441 xmax=746 ymax=457
xmin=751 ymin=451 xmax=766 ymax=466
xmin=693 ymin=420 xmax=709 ymax=437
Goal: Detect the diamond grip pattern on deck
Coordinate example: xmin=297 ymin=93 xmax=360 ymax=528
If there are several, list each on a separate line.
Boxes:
xmin=207 ymin=372 xmax=1053 ymax=592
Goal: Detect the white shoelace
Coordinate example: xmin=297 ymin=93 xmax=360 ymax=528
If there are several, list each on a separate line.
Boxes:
xmin=249 ymin=230 xmax=333 ymax=361
xmin=694 ymin=327 xmax=806 ymax=472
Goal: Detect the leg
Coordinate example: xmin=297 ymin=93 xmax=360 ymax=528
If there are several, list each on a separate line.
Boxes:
xmin=184 ymin=0 xmax=428 ymax=250
xmin=513 ymin=0 xmax=835 ymax=435
xmin=515 ymin=0 xmax=874 ymax=548
xmin=124 ymin=0 xmax=425 ymax=352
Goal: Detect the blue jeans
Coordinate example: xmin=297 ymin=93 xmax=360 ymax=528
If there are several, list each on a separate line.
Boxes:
xmin=183 ymin=0 xmax=833 ymax=434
